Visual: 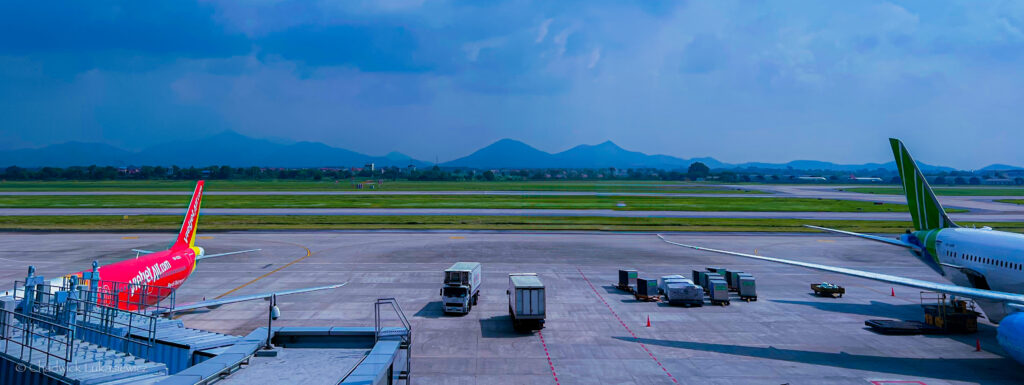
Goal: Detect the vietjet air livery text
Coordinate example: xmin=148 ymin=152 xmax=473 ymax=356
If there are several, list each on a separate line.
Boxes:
xmin=76 ymin=181 xmax=206 ymax=310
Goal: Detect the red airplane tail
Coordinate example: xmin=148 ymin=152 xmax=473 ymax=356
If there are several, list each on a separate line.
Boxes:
xmin=173 ymin=180 xmax=204 ymax=249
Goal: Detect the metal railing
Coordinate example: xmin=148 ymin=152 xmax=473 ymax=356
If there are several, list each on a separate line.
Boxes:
xmin=374 ymin=298 xmax=411 ymax=384
xmin=0 ymin=308 xmax=76 ymax=378
xmin=67 ymin=299 xmax=157 ymax=353
xmin=374 ymin=298 xmax=411 ymax=344
xmin=65 ymin=277 xmax=176 ymax=314
xmin=14 ymin=279 xmax=158 ymax=354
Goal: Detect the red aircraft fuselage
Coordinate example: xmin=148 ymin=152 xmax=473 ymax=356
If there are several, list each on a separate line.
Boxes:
xmin=71 ymin=181 xmax=205 ymax=311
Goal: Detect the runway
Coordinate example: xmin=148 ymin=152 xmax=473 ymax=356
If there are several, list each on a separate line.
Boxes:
xmin=3 ymin=207 xmax=1024 ymax=222
xmin=2 ymin=231 xmax=1021 ymax=384
xmin=736 ymin=184 xmax=1024 ymax=213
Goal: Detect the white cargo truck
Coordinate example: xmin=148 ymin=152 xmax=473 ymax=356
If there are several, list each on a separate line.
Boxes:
xmin=507 ymin=273 xmax=545 ymax=331
xmin=441 ymin=262 xmax=481 ymax=314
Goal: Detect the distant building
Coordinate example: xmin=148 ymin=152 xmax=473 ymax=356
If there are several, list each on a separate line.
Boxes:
xmin=364 ymin=163 xmax=375 ymax=172
xmin=983 ymin=178 xmax=1015 ymax=185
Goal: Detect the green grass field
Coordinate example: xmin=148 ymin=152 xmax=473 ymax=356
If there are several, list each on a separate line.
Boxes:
xmin=0 ymin=180 xmax=765 ymax=193
xmin=0 ymin=215 xmax=1018 ymax=233
xmin=997 ymin=199 xmax=1024 ymax=205
xmin=0 ymin=195 xmax=944 ymax=212
xmin=842 ymin=187 xmax=1024 ymax=196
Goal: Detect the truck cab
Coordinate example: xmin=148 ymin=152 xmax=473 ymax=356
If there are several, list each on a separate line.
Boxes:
xmin=441 ymin=262 xmax=481 ymax=314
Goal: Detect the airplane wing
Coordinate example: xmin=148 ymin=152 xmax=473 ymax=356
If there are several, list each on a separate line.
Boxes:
xmin=803 ymin=225 xmax=921 ymax=252
xmin=198 ymin=249 xmax=261 ymax=261
xmin=131 ymin=249 xmax=260 ymax=260
xmin=151 ymin=283 xmax=346 ymax=315
xmin=656 ymin=234 xmax=1024 ymax=305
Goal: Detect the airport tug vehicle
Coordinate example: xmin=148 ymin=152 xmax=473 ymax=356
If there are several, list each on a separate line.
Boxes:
xmin=812 ymin=282 xmax=845 ymax=298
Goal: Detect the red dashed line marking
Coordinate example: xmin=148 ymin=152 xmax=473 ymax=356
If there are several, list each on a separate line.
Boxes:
xmin=577 ymin=267 xmax=679 ymax=384
xmin=538 ymin=331 xmax=560 ymax=385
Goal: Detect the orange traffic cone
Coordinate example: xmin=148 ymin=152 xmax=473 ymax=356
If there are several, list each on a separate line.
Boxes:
xmin=976 ymin=339 xmax=981 ymax=352
xmin=891 ymin=288 xmax=895 ymax=296
xmin=646 ymin=315 xmax=651 ymax=328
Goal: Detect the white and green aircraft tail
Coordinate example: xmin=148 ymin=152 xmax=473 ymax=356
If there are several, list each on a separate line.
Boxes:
xmin=659 ymin=138 xmax=1024 ymax=365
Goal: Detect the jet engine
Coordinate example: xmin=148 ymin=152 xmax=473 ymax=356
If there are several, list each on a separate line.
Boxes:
xmin=997 ymin=312 xmax=1024 ymax=366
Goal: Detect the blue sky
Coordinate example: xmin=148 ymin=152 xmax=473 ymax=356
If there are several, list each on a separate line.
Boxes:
xmin=1 ymin=0 xmax=1022 ymax=168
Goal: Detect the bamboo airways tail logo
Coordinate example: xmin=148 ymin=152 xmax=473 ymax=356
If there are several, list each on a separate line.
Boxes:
xmin=889 ymin=138 xmax=957 ymax=231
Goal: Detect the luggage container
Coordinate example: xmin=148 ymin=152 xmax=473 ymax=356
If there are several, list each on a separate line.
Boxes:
xmin=665 ymin=282 xmax=704 ymax=307
xmin=617 ymin=269 xmax=638 ymax=292
xmin=738 ymin=276 xmax=757 ymax=301
xmin=699 ymin=271 xmax=713 ymax=290
xmin=737 ymin=272 xmax=753 ymax=284
xmin=733 ymin=273 xmax=753 ymax=291
xmin=708 ymin=278 xmax=730 ymax=306
xmin=635 ymin=278 xmax=659 ymax=301
xmin=707 ymin=267 xmax=725 ymax=274
xmin=691 ymin=270 xmax=701 ymax=284
xmin=658 ymin=275 xmax=688 ymax=294
xmin=725 ymin=270 xmax=745 ymax=290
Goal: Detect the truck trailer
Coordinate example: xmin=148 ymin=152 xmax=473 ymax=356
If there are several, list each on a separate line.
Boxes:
xmin=441 ymin=262 xmax=481 ymax=314
xmin=508 ymin=273 xmax=546 ymax=331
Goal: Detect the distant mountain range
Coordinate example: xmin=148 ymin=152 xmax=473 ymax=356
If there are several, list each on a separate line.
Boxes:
xmin=980 ymin=164 xmax=1024 ymax=171
xmin=1 ymin=132 xmax=1019 ymax=172
xmin=442 ymin=139 xmax=976 ymax=173
xmin=0 ymin=131 xmax=432 ymax=168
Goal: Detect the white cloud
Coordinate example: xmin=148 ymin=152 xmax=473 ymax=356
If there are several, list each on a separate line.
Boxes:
xmin=587 ymin=47 xmax=601 ymax=69
xmin=462 ymin=37 xmax=506 ymax=62
xmin=536 ymin=18 xmax=554 ymax=43
xmin=552 ymin=24 xmax=579 ymax=57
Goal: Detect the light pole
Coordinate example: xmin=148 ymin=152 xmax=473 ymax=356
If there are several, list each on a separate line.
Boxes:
xmin=257 ymin=294 xmax=280 ymax=357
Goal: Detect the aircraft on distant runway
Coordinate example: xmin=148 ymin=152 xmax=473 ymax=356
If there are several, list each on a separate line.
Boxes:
xmin=849 ymin=174 xmax=883 ymax=182
xmin=3 ymin=180 xmax=344 ymax=314
xmin=660 ymin=138 xmax=1024 ymax=365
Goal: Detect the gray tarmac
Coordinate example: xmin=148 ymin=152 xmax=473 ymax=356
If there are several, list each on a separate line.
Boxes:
xmin=1 ymin=231 xmax=1019 ymax=384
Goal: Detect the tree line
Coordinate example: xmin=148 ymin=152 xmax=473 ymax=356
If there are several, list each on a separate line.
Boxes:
xmin=7 ymin=162 xmax=1017 ymax=184
xmin=0 ymin=162 xmax=719 ymax=182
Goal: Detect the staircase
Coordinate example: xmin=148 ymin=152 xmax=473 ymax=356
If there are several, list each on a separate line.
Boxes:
xmin=0 ymin=313 xmax=168 ymax=385
xmin=374 ymin=298 xmax=411 ymax=384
